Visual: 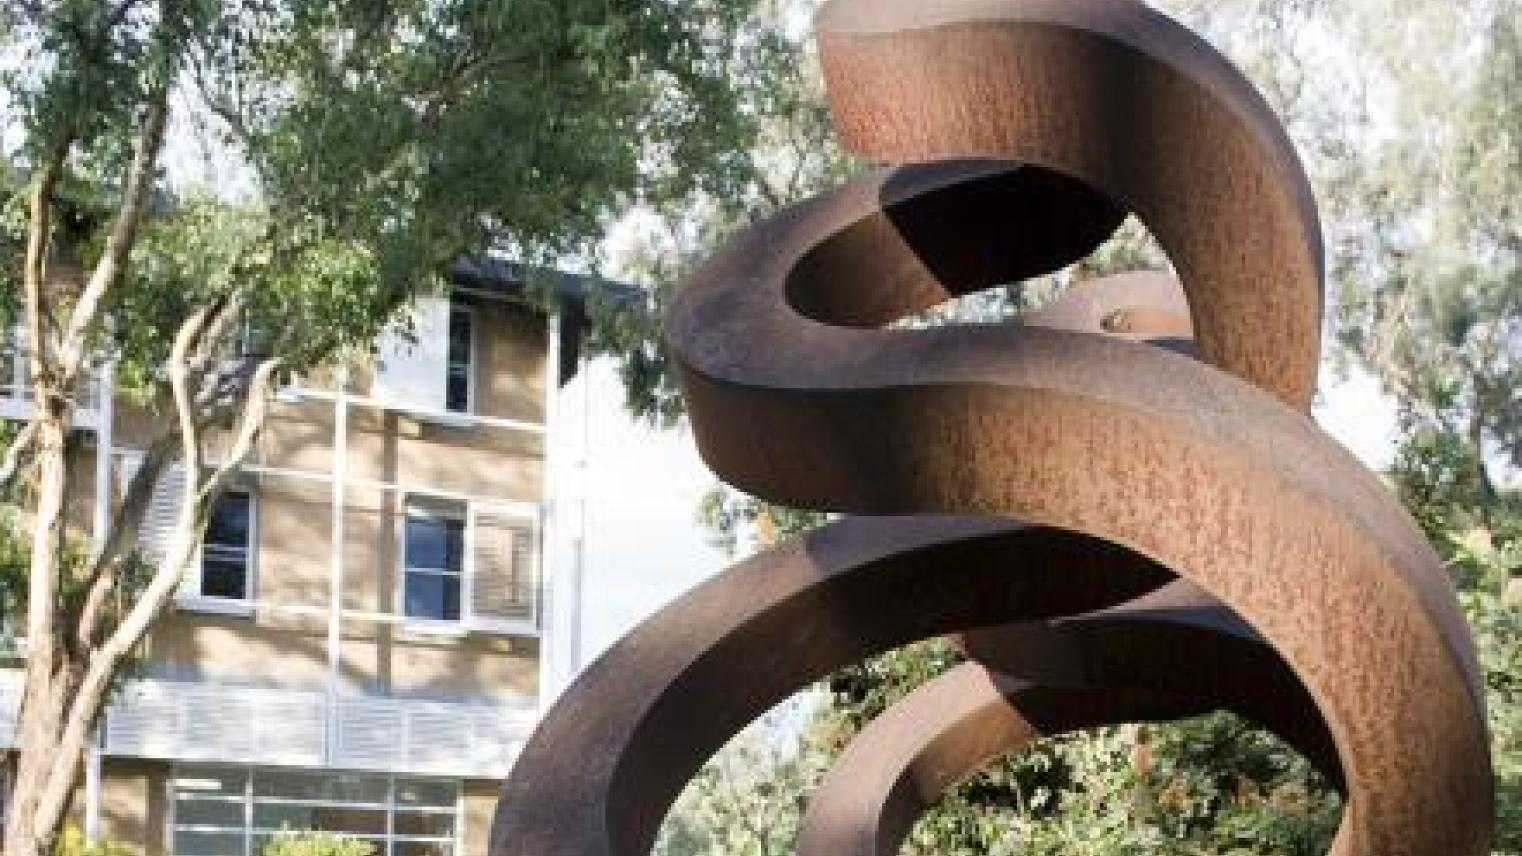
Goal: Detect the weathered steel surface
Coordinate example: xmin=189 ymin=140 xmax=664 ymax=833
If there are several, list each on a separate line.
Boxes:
xmin=491 ymin=516 xmax=1175 ymax=855
xmin=961 ymin=578 xmax=1342 ymax=790
xmin=796 ymin=664 xmax=1211 ymax=856
xmin=492 ymin=0 xmax=1493 ymax=853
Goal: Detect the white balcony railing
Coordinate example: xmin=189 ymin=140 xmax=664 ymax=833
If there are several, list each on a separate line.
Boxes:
xmin=0 ymin=331 xmax=101 ymax=430
xmin=0 ymin=672 xmax=536 ymax=779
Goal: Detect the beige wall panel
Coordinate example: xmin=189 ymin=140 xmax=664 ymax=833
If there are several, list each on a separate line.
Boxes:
xmin=462 ymin=780 xmax=503 ymax=856
xmin=146 ymin=612 xmax=538 ymax=700
xmin=474 ymin=303 xmax=548 ymax=424
xmin=381 ymin=632 xmax=539 ymax=700
xmin=99 ymin=759 xmax=169 ymax=856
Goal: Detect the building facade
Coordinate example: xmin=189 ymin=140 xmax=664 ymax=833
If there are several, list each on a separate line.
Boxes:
xmin=0 ymin=262 xmax=597 ymax=855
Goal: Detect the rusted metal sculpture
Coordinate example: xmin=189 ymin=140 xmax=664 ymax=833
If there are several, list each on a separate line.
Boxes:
xmin=491 ymin=1 xmax=1494 ymax=854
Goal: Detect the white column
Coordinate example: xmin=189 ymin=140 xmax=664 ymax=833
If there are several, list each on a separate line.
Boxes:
xmin=326 ymin=365 xmax=349 ymax=760
xmin=92 ymin=360 xmax=115 ymax=550
xmin=83 ymin=739 xmax=103 ymax=843
xmin=537 ymin=310 xmax=561 ymax=709
xmin=86 ymin=361 xmax=113 ymax=845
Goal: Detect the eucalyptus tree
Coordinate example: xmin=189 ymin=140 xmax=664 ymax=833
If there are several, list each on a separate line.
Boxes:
xmin=1334 ymin=6 xmax=1521 ymax=524
xmin=0 ymin=0 xmax=769 ymax=851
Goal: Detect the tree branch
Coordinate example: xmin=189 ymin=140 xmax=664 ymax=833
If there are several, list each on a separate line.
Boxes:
xmin=34 ymin=328 xmax=281 ymax=835
xmin=56 ymin=89 xmax=169 ymax=388
xmin=0 ymin=421 xmax=38 ymax=496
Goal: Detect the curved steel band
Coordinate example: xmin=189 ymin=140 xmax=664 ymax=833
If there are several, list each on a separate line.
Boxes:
xmin=492 ymin=1 xmax=1493 ymax=854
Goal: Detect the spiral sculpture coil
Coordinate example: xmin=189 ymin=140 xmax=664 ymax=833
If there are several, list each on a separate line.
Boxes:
xmin=491 ymin=1 xmax=1494 ymax=853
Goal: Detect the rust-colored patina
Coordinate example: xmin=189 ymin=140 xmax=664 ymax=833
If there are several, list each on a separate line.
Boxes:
xmin=491 ymin=1 xmax=1493 ymax=853
xmin=796 ymin=664 xmax=1210 ymax=856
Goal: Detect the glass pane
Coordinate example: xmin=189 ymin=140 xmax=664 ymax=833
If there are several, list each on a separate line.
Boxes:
xmin=445 ymin=371 xmax=469 ymax=413
xmin=173 ymin=767 xmax=247 ymax=800
xmin=205 ymin=494 xmax=251 ymax=547
xmin=448 ymin=309 xmax=472 ymax=364
xmin=176 ymin=798 xmax=246 ymax=827
xmin=395 ymin=779 xmax=457 ymax=808
xmin=252 ymin=770 xmax=389 ymax=804
xmin=404 ymin=573 xmax=461 ymax=621
xmin=253 ymin=804 xmax=387 ymax=835
xmin=394 ymin=810 xmax=455 ymax=837
xmin=405 ymin=516 xmax=463 ymax=572
xmin=173 ymin=829 xmax=246 ymax=854
xmin=395 ymin=841 xmax=452 ymax=856
xmin=201 ymin=559 xmax=248 ymax=600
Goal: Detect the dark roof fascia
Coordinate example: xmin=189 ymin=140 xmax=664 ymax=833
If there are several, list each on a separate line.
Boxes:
xmin=445 ymin=255 xmax=644 ymax=312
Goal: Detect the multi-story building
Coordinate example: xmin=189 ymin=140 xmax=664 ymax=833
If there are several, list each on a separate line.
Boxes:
xmin=0 ymin=258 xmax=608 ymax=855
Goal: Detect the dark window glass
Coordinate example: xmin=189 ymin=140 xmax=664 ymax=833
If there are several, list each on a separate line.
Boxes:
xmin=403 ymin=510 xmax=464 ymax=621
xmin=445 ymin=307 xmax=472 ymax=413
xmin=403 ymin=574 xmax=461 ymax=622
xmin=395 ymin=779 xmax=456 ymax=808
xmin=394 ymin=810 xmax=456 ymax=837
xmin=201 ymin=492 xmax=251 ymax=600
xmin=253 ymin=770 xmax=390 ymax=804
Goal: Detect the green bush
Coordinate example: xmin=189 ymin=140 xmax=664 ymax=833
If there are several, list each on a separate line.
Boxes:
xmin=259 ymin=830 xmax=375 ymax=856
xmin=52 ymin=824 xmax=135 ymax=856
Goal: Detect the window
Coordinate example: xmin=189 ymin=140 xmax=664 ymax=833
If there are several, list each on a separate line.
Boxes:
xmin=201 ymin=491 xmax=254 ymax=601
xmin=170 ymin=766 xmax=459 ymax=856
xmin=401 ymin=499 xmax=465 ymax=622
xmin=444 ymin=304 xmax=473 ymax=414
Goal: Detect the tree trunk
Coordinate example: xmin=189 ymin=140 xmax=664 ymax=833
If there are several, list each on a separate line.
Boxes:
xmin=1468 ymin=409 xmax=1496 ymax=530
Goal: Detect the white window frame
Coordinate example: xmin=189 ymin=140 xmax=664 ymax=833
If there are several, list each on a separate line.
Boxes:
xmin=120 ymin=451 xmax=258 ymax=618
xmin=185 ymin=487 xmax=258 ymax=615
xmin=398 ymin=496 xmax=468 ymax=628
xmin=168 ymin=765 xmax=462 ymax=856
xmin=395 ymin=493 xmax=542 ymax=636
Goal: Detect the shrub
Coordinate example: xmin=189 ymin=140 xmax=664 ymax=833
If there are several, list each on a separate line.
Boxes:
xmin=259 ymin=830 xmax=375 ymax=856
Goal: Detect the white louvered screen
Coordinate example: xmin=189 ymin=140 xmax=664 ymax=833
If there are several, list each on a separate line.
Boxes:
xmin=373 ymin=295 xmax=451 ymax=412
xmin=331 ymin=697 xmax=406 ymax=770
xmin=104 ymin=680 xmax=325 ymax=766
xmin=331 ymin=694 xmax=532 ymax=778
xmin=127 ymin=459 xmax=188 ymax=570
xmin=1 ymin=670 xmax=535 ymax=777
xmin=467 ymin=505 xmax=541 ymax=633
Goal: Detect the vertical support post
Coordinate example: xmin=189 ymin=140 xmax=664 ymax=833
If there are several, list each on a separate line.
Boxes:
xmin=86 ymin=359 xmax=114 ymax=846
xmin=326 ymin=364 xmax=349 ymax=760
xmin=92 ymin=360 xmax=115 ymax=550
xmin=537 ymin=308 xmax=560 ymax=709
xmin=83 ymin=739 xmax=102 ymax=844
xmin=569 ymin=343 xmax=590 ymax=679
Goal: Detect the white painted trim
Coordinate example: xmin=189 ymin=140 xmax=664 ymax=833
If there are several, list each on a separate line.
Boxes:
xmin=175 ymin=596 xmax=257 ymax=618
xmin=275 ymin=385 xmax=546 ymax=435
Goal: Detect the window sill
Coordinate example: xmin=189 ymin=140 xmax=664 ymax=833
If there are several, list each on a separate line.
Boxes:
xmin=465 ymin=619 xmax=542 ymax=638
xmin=176 ymin=596 xmax=256 ymax=618
xmin=396 ymin=619 xmax=470 ymax=639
